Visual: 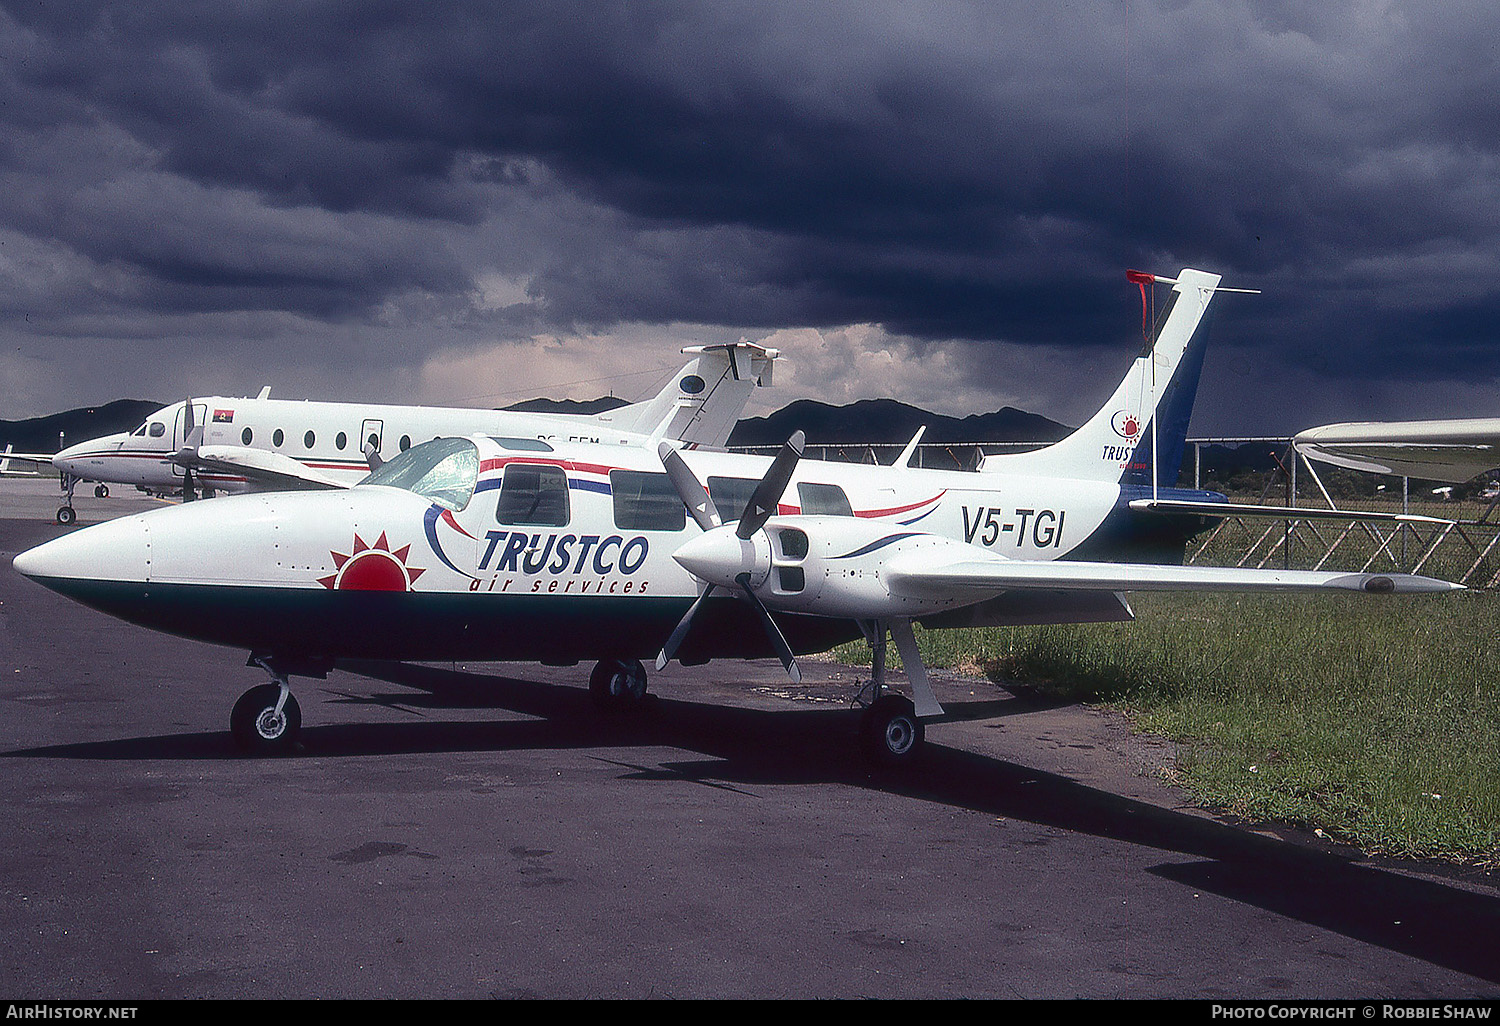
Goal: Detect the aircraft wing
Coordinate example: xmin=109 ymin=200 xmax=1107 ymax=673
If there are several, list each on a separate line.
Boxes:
xmin=1 ymin=446 xmax=53 ymax=474
xmin=187 ymin=445 xmax=348 ymax=490
xmin=1128 ymin=498 xmax=1452 ymax=524
xmin=883 ymin=550 xmax=1462 ymax=601
xmin=1293 ymin=418 xmax=1500 ymax=483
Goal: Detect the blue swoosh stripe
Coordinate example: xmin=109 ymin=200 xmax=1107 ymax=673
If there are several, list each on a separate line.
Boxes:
xmin=831 ymin=533 xmax=921 ymax=560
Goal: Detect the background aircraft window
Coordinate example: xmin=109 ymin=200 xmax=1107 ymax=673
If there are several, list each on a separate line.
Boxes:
xmin=496 ymin=464 xmax=570 ymax=526
xmin=707 ymin=476 xmax=760 ymax=523
xmin=241 ymin=427 xmax=253 ymax=445
xmin=304 ymin=430 xmax=316 ymax=449
xmin=797 ymin=482 xmax=853 ymax=517
xmin=610 ymin=470 xmax=686 ymax=531
xmin=273 ymin=429 xmax=284 ymax=447
xmin=335 ymin=432 xmax=347 ymax=450
xmin=148 ymin=422 xmax=166 ymax=437
xmin=359 ymin=437 xmax=478 ymax=511
xmin=400 ymin=435 xmax=411 ymax=451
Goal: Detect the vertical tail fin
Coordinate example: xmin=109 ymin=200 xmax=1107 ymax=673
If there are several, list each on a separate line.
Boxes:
xmin=980 ymin=268 xmax=1226 ymax=485
xmin=594 ymin=341 xmax=779 ymax=448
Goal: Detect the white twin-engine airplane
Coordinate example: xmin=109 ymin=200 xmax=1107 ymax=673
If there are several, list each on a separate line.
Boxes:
xmin=13 ymin=269 xmax=1463 ymax=766
xmin=20 ymin=341 xmax=778 ymax=524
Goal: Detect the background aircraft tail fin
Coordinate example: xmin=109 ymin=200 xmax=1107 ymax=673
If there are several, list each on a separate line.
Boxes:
xmin=597 ymin=341 xmax=779 ymax=448
xmin=979 ymin=268 xmax=1228 ymax=487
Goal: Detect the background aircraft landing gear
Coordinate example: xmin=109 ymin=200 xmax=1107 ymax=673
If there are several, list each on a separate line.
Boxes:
xmin=93 ymin=484 xmax=109 ymax=498
xmin=589 ymin=658 xmax=649 ymax=709
xmin=56 ymin=472 xmax=79 ymax=525
xmin=231 ymin=679 xmax=302 ymax=755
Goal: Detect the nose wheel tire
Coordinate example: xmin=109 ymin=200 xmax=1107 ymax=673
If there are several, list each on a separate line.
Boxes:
xmin=860 ymin=694 xmax=925 ymax=767
xmin=589 ymin=658 xmax=649 ymax=709
xmin=231 ymin=683 xmax=302 ymax=754
xmin=55 ymin=506 xmax=75 ymax=525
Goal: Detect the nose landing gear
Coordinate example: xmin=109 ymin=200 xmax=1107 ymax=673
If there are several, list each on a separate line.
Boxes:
xmin=231 ymin=658 xmax=305 ymax=754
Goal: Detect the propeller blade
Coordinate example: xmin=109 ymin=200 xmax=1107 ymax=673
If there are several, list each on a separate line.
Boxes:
xmin=736 ymin=572 xmax=801 ymax=683
xmin=176 ymin=398 xmax=203 ymax=500
xmin=658 ymin=443 xmax=721 ymax=532
xmin=736 ymin=430 xmax=804 ymax=540
xmin=654 ymin=584 xmax=717 ymax=670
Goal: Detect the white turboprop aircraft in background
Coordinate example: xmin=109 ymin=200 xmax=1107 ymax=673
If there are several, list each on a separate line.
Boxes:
xmin=1294 ymin=418 xmax=1500 ymax=484
xmin=4 ymin=342 xmax=777 ymax=524
xmin=13 ymin=269 xmax=1463 ymax=766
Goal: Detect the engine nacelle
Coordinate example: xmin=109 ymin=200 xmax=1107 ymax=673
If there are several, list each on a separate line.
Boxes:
xmin=671 ymin=515 xmax=989 ymax=619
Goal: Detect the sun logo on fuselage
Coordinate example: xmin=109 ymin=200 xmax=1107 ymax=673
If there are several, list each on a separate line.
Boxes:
xmin=318 ymin=532 xmax=426 ymax=591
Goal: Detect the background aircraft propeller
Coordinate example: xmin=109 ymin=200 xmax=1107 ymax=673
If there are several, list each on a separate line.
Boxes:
xmin=656 ymin=432 xmax=805 ymax=681
xmin=173 ymin=397 xmax=204 ymax=501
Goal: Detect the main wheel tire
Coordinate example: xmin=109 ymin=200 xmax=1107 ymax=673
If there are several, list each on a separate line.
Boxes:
xmin=588 ymin=658 xmax=648 ymax=709
xmin=94 ymin=484 xmax=109 ymax=498
xmin=230 ymin=683 xmax=302 ymax=755
xmin=860 ymin=694 xmax=925 ymax=767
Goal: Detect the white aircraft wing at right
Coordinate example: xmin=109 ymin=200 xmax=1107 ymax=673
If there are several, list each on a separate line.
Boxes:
xmin=883 ymin=548 xmax=1464 ymax=601
xmin=1294 ymin=418 xmax=1500 ymax=483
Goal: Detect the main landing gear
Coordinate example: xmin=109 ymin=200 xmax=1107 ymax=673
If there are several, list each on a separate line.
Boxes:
xmin=589 ymin=658 xmax=649 ymax=709
xmin=231 ymin=657 xmax=304 ymax=754
xmin=853 ymin=619 xmax=945 ymax=768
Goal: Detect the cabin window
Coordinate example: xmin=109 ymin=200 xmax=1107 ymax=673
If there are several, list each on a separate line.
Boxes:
xmin=610 ymin=470 xmax=686 ymax=531
xmin=496 ymin=464 xmax=570 ymax=526
xmin=304 ymin=430 xmax=316 ymax=449
xmin=797 ymin=483 xmax=853 ymax=517
xmin=399 ymin=435 xmax=411 ymax=452
xmin=241 ymin=427 xmax=253 ymax=445
xmin=335 ymin=432 xmax=347 ymax=450
xmin=148 ymin=422 xmax=166 ymax=438
xmin=707 ymin=476 xmax=760 ymax=524
xmin=272 ymin=428 xmax=284 ymax=447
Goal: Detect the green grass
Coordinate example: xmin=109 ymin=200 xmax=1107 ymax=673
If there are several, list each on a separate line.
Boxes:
xmin=834 ymin=590 xmax=1500 ymax=865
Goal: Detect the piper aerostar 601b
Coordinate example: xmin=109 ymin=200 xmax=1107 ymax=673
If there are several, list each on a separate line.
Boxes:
xmin=19 ymin=341 xmax=777 ymax=524
xmin=13 ymin=269 xmax=1463 ymax=765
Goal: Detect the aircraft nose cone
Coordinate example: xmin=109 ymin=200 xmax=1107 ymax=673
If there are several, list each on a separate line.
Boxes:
xmin=52 ymin=432 xmax=128 ymax=475
xmin=13 ymin=515 xmax=152 ymax=586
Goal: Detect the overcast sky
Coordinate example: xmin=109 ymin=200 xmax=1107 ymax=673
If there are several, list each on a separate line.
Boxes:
xmin=2 ymin=1 xmax=1497 ymax=435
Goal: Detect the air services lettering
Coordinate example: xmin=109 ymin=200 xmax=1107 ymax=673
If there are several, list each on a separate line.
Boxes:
xmin=479 ymin=531 xmax=649 ymax=576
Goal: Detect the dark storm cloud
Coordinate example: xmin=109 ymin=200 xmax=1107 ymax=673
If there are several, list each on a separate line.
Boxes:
xmin=2 ymin=1 xmax=1500 ymax=423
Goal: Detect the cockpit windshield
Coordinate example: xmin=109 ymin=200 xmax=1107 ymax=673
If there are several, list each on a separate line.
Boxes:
xmin=358 ymin=437 xmax=479 ymax=511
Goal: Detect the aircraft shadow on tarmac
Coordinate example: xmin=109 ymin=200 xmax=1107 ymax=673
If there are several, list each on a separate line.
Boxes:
xmin=6 ymin=658 xmax=1500 ymax=986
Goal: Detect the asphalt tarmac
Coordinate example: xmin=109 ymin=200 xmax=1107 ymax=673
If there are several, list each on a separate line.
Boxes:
xmin=2 ymin=478 xmax=1498 ymax=999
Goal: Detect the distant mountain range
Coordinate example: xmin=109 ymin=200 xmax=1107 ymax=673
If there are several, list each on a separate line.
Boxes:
xmin=0 ymin=399 xmax=160 ymax=455
xmin=725 ymin=398 xmax=1070 ymax=447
